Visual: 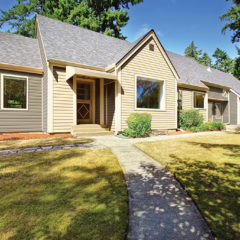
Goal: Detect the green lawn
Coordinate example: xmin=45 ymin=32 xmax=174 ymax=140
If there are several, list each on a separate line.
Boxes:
xmin=0 ymin=137 xmax=92 ymax=150
xmin=136 ymin=133 xmax=240 ymax=240
xmin=0 ymin=148 xmax=128 ymax=240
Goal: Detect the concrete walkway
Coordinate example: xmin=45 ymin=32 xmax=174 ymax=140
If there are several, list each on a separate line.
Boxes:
xmin=94 ymin=133 xmax=217 ymax=240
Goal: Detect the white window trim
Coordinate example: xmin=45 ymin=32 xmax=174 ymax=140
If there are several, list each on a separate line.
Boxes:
xmin=135 ymin=75 xmax=166 ymax=111
xmin=193 ymin=91 xmax=206 ymax=110
xmin=1 ymin=73 xmax=29 ymax=111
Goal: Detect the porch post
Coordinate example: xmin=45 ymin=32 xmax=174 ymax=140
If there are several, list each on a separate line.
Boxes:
xmin=100 ymin=78 xmax=104 ymax=125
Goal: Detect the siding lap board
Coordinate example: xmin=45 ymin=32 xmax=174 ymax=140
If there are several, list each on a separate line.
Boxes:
xmin=0 ymin=70 xmax=42 ymax=132
xmin=121 ymin=38 xmax=177 ymax=129
xmin=53 ymin=67 xmax=73 ymax=132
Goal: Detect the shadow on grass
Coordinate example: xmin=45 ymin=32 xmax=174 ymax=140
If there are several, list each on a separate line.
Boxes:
xmin=124 ymin=161 xmax=213 ymax=240
xmin=0 ymin=149 xmax=128 ymax=240
xmin=187 ymin=141 xmax=240 ymax=158
xmin=166 ymin=152 xmax=240 ymax=240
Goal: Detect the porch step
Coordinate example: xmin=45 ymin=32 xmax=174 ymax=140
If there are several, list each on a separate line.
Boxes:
xmin=74 ymin=131 xmax=114 ymax=137
xmin=71 ymin=124 xmax=113 ymax=137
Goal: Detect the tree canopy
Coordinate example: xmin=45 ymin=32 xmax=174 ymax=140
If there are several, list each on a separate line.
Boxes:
xmin=212 ymin=48 xmax=234 ymax=73
xmin=184 ymin=41 xmax=202 ymax=61
xmin=0 ymin=0 xmax=143 ymax=39
xmin=221 ymin=0 xmax=240 ymax=43
xmin=184 ymin=42 xmax=239 ymax=79
xmin=198 ymin=52 xmax=212 ymax=66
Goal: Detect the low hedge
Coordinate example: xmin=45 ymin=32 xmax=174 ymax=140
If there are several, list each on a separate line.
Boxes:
xmin=123 ymin=113 xmax=152 ymax=138
xmin=190 ymin=121 xmax=225 ymax=132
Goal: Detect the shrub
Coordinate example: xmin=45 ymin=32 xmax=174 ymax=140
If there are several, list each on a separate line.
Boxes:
xmin=179 ymin=109 xmax=204 ymax=129
xmin=123 ymin=113 xmax=152 ymax=138
xmin=190 ymin=120 xmax=225 ymax=132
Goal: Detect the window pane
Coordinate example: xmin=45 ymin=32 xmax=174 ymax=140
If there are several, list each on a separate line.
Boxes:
xmin=194 ymin=92 xmax=204 ymax=108
xmin=3 ymin=76 xmax=27 ymax=109
xmin=77 ymin=83 xmax=90 ymax=100
xmin=137 ymin=78 xmax=162 ymax=109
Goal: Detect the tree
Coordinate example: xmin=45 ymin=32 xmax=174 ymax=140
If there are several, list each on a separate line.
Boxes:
xmin=0 ymin=0 xmax=143 ymax=39
xmin=199 ymin=52 xmax=212 ymax=66
xmin=233 ymin=57 xmax=240 ymax=79
xmin=233 ymin=46 xmax=240 ymax=79
xmin=212 ymin=48 xmax=234 ymax=73
xmin=221 ymin=0 xmax=240 ymax=43
xmin=184 ymin=41 xmax=202 ymax=61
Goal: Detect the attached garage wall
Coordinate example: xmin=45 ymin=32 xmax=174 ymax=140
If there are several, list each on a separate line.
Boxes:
xmin=0 ymin=70 xmax=42 ymax=132
xmin=120 ymin=37 xmax=178 ymax=130
xmin=179 ymin=88 xmax=208 ymax=122
xmin=53 ymin=67 xmax=74 ymax=132
xmin=208 ymin=100 xmax=229 ymax=123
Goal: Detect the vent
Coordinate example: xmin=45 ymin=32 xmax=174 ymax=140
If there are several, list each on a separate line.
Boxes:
xmin=149 ymin=44 xmax=154 ymax=51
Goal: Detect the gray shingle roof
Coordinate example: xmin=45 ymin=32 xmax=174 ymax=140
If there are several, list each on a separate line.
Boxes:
xmin=0 ymin=31 xmax=42 ymax=69
xmin=37 ymin=15 xmax=134 ymax=68
xmin=167 ymin=50 xmax=240 ymax=94
xmin=37 ymin=15 xmax=240 ymax=94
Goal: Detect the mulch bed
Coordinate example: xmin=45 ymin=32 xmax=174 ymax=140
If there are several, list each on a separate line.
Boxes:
xmin=0 ymin=133 xmax=73 ymax=141
xmin=168 ymin=131 xmax=193 ymax=136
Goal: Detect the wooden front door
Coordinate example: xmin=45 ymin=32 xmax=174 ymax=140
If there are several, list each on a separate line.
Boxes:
xmin=77 ymin=81 xmax=95 ymax=123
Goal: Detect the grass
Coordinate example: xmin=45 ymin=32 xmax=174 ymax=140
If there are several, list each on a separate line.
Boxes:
xmin=0 ymin=137 xmax=92 ymax=150
xmin=0 ymin=148 xmax=128 ymax=240
xmin=136 ymin=133 xmax=240 ymax=240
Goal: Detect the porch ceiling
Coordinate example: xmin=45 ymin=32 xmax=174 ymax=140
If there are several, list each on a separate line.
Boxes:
xmin=66 ymin=66 xmax=118 ymax=81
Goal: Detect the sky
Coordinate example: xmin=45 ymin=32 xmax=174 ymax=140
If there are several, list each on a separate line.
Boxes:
xmin=0 ymin=0 xmax=239 ymax=59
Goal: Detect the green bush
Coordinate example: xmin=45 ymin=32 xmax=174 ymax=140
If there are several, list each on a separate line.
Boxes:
xmin=123 ymin=113 xmax=152 ymax=138
xmin=190 ymin=120 xmax=225 ymax=132
xmin=179 ymin=109 xmax=204 ymax=129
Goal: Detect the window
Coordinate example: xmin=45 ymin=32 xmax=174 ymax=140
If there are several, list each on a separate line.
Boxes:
xmin=1 ymin=75 xmax=27 ymax=109
xmin=136 ymin=77 xmax=164 ymax=110
xmin=178 ymin=89 xmax=182 ymax=110
xmin=194 ymin=92 xmax=205 ymax=109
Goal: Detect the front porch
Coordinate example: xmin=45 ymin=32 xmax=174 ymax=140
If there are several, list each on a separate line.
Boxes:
xmin=69 ymin=67 xmax=118 ymax=134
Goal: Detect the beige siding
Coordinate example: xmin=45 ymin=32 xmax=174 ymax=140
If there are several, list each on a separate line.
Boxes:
xmin=182 ymin=89 xmax=193 ymax=109
xmin=36 ymin=21 xmax=48 ymax=132
xmin=120 ymin=37 xmax=177 ymax=130
xmin=180 ymin=88 xmax=207 ymax=122
xmin=53 ymin=67 xmax=74 ymax=132
xmin=0 ymin=70 xmax=42 ymax=132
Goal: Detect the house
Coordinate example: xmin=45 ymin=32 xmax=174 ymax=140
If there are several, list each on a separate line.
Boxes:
xmin=0 ymin=15 xmax=239 ymax=135
xmin=168 ymin=51 xmax=240 ymax=125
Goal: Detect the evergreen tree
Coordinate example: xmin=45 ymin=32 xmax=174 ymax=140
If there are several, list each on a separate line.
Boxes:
xmin=233 ymin=57 xmax=240 ymax=79
xmin=0 ymin=0 xmax=143 ymax=39
xmin=184 ymin=41 xmax=202 ymax=61
xmin=199 ymin=52 xmax=212 ymax=66
xmin=212 ymin=48 xmax=234 ymax=73
xmin=221 ymin=0 xmax=240 ymax=43
xmin=233 ymin=46 xmax=240 ymax=79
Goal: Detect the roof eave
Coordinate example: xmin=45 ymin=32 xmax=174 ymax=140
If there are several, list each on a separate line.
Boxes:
xmin=48 ymin=58 xmax=106 ymax=72
xmin=178 ymin=82 xmax=208 ymax=92
xmin=201 ymin=80 xmax=231 ymax=90
xmin=0 ymin=62 xmax=43 ymax=75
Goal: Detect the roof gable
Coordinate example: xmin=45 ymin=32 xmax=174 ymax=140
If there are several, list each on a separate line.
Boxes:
xmin=116 ymin=30 xmax=179 ymax=80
